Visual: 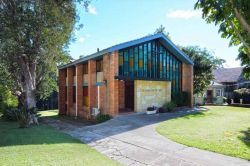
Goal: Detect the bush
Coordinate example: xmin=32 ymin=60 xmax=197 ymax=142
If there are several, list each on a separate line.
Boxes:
xmin=233 ymin=88 xmax=250 ymax=104
xmin=18 ymin=107 xmax=31 ymax=128
xmin=163 ymin=101 xmax=177 ymax=112
xmin=158 ymin=107 xmax=167 ymax=113
xmin=172 ymin=92 xmax=189 ymax=106
xmin=2 ymin=107 xmax=19 ymax=121
xmin=96 ymin=114 xmax=112 ymax=123
xmin=0 ymin=86 xmax=18 ymax=113
xmin=147 ymin=106 xmax=156 ymax=111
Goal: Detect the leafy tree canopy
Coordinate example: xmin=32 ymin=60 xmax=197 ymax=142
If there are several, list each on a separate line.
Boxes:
xmin=195 ymin=0 xmax=250 ymax=78
xmin=0 ymin=0 xmax=88 ymax=111
xmin=181 ymin=46 xmax=225 ymax=94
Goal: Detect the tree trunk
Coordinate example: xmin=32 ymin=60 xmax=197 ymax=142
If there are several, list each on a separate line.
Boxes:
xmin=26 ymin=85 xmax=36 ymax=109
xmin=19 ymin=55 xmax=39 ymax=126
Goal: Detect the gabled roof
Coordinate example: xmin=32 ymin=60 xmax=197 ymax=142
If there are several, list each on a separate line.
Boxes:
xmin=58 ymin=33 xmax=193 ymax=69
xmin=213 ymin=67 xmax=244 ymax=83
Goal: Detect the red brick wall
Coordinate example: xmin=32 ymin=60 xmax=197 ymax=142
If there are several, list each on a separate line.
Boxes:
xmin=182 ymin=63 xmax=194 ymax=107
xmin=76 ymin=64 xmax=84 ymax=117
xmin=87 ymin=60 xmax=97 ymax=119
xmin=59 ymin=69 xmax=66 ymax=115
xmin=67 ymin=67 xmax=74 ymax=115
xmin=98 ymin=52 xmax=120 ymax=116
xmin=109 ymin=51 xmax=119 ymax=116
xmin=59 ymin=51 xmax=125 ymax=118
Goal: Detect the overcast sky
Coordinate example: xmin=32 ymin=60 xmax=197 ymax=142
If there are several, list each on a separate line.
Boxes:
xmin=69 ymin=0 xmax=241 ymax=68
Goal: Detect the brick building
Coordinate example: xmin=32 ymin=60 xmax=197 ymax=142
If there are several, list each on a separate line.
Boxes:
xmin=58 ymin=33 xmax=193 ymax=118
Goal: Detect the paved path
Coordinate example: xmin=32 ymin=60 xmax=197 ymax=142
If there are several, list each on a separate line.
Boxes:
xmin=44 ymin=110 xmax=250 ymax=166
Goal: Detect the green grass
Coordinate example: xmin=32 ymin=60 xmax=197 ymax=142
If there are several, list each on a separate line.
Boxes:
xmin=38 ymin=110 xmax=94 ymax=125
xmin=0 ymin=113 xmax=119 ymax=166
xmin=156 ymin=106 xmax=250 ymax=160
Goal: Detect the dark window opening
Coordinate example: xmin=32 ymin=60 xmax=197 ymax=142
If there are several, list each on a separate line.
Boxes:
xmin=83 ymin=63 xmax=88 ymax=74
xmin=73 ymin=66 xmax=76 ymax=76
xmin=96 ymin=59 xmax=103 ymax=72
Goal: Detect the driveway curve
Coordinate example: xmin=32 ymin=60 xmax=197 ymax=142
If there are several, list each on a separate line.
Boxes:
xmin=45 ymin=110 xmax=250 ymax=166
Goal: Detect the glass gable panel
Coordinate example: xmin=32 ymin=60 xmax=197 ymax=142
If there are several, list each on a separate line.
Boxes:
xmin=118 ymin=39 xmax=183 ymax=93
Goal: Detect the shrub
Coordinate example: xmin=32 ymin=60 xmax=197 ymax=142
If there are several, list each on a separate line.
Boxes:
xmin=0 ymin=86 xmax=18 ymax=112
xmin=163 ymin=101 xmax=177 ymax=112
xmin=96 ymin=114 xmax=112 ymax=123
xmin=158 ymin=107 xmax=167 ymax=113
xmin=2 ymin=107 xmax=19 ymax=121
xmin=233 ymin=88 xmax=250 ymax=104
xmin=147 ymin=106 xmax=156 ymax=111
xmin=172 ymin=92 xmax=189 ymax=106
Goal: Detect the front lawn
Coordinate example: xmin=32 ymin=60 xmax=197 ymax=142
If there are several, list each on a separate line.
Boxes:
xmin=156 ymin=106 xmax=250 ymax=160
xmin=0 ymin=114 xmax=119 ymax=166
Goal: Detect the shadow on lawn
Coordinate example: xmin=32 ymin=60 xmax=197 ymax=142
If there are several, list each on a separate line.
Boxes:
xmin=0 ymin=109 xmax=207 ymax=146
xmin=0 ymin=119 xmax=84 ymax=147
xmin=182 ymin=112 xmax=206 ymax=119
xmin=43 ymin=109 xmax=207 ymax=144
xmin=238 ymin=128 xmax=250 ymax=148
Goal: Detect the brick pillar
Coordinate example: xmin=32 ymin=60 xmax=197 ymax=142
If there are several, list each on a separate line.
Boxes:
xmin=67 ymin=67 xmax=74 ymax=115
xmin=119 ymin=81 xmax=125 ymax=109
xmin=59 ymin=69 xmax=66 ymax=115
xmin=88 ymin=60 xmax=97 ymax=119
xmin=102 ymin=54 xmax=109 ymax=114
xmin=182 ymin=63 xmax=193 ymax=107
xmin=109 ymin=51 xmax=119 ymax=116
xmin=76 ymin=64 xmax=83 ymax=117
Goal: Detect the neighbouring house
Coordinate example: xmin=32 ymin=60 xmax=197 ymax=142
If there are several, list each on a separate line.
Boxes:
xmin=195 ymin=67 xmax=250 ymax=105
xmin=58 ymin=33 xmax=194 ymax=119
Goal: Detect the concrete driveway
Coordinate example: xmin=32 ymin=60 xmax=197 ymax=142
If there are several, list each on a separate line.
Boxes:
xmin=45 ymin=110 xmax=250 ymax=166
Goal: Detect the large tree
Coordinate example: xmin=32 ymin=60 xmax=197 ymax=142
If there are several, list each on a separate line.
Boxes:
xmin=195 ymin=0 xmax=250 ymax=78
xmin=181 ymin=46 xmax=225 ymax=94
xmin=0 ymin=0 xmax=88 ymax=121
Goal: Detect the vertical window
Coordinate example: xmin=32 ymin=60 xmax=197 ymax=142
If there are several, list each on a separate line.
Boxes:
xmin=124 ymin=50 xmax=129 ymax=76
xmin=83 ymin=63 xmax=88 ymax=74
xmin=139 ymin=45 xmax=143 ymax=77
xmin=169 ymin=53 xmax=172 ymax=80
xmin=163 ymin=48 xmax=166 ymax=79
xmin=143 ymin=43 xmax=147 ymax=77
xmin=129 ymin=48 xmax=134 ymax=76
xmin=166 ymin=52 xmax=169 ymax=80
xmin=147 ymin=42 xmax=151 ymax=78
xmin=159 ymin=46 xmax=163 ymax=78
xmin=134 ymin=47 xmax=139 ymax=77
xmin=119 ymin=51 xmax=124 ymax=75
xmin=73 ymin=66 xmax=76 ymax=76
xmin=83 ymin=87 xmax=88 ymax=96
xmin=172 ymin=58 xmax=176 ymax=91
xmin=83 ymin=86 xmax=88 ymax=106
xmin=216 ymin=89 xmax=222 ymax=97
xmin=96 ymin=59 xmax=103 ymax=72
xmin=152 ymin=41 xmax=155 ymax=78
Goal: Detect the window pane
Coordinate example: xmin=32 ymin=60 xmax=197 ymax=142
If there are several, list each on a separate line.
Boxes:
xmin=129 ymin=48 xmax=134 ymax=76
xmin=139 ymin=45 xmax=143 ymax=77
xmin=143 ymin=43 xmax=147 ymax=77
xmin=124 ymin=50 xmax=129 ymax=76
xmin=147 ymin=42 xmax=151 ymax=78
xmin=134 ymin=47 xmax=139 ymax=77
xmin=96 ymin=59 xmax=103 ymax=72
xmin=119 ymin=51 xmax=123 ymax=75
